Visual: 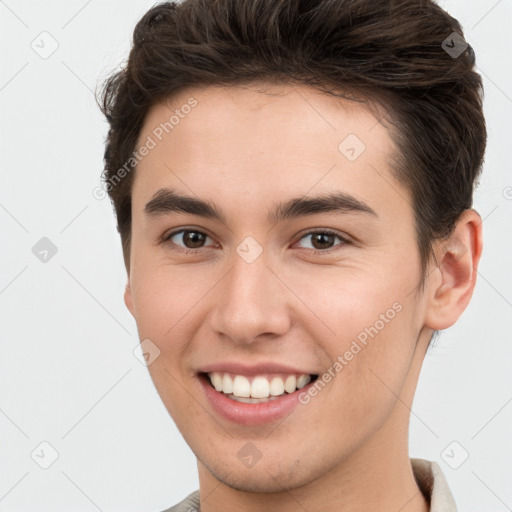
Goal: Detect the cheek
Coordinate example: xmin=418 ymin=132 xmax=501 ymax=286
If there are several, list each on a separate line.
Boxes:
xmin=297 ymin=266 xmax=420 ymax=414
xmin=130 ymin=262 xmax=202 ymax=339
xmin=335 ymin=313 xmax=419 ymax=438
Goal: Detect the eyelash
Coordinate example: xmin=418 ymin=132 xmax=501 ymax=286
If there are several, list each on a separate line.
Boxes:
xmin=161 ymin=228 xmax=350 ymax=256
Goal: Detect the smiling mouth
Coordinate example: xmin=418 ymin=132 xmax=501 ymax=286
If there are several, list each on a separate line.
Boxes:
xmin=200 ymin=371 xmax=319 ymax=403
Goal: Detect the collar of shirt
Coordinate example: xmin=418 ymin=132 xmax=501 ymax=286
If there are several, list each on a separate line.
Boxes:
xmin=411 ymin=458 xmax=458 ymax=511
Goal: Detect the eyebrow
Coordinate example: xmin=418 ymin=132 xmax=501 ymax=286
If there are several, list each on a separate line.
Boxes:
xmin=144 ymin=187 xmax=377 ymax=224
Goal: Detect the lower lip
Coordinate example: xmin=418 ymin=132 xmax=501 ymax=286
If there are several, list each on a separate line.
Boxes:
xmin=198 ymin=374 xmax=316 ymax=426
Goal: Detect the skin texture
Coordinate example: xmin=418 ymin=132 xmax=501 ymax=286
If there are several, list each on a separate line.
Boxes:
xmin=124 ymin=83 xmax=483 ymax=512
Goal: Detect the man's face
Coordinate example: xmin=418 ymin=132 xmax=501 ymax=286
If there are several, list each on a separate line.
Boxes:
xmin=126 ymin=83 xmax=433 ymax=491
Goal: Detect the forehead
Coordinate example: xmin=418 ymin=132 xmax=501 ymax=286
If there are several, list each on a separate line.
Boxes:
xmin=132 ymin=83 xmax=409 ymax=223
xmin=141 ymin=82 xmax=390 ymax=149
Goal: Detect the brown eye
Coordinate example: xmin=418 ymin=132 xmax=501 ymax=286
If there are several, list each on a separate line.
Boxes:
xmin=310 ymin=233 xmax=336 ymax=250
xmin=181 ymin=230 xmax=206 ymax=248
xmin=163 ymin=229 xmax=214 ymax=252
xmin=296 ymin=230 xmax=348 ymax=253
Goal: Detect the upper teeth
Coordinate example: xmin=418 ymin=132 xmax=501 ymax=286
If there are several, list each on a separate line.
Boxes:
xmin=208 ymin=372 xmax=311 ymax=398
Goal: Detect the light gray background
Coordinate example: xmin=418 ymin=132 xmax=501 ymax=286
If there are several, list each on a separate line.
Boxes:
xmin=1 ymin=0 xmax=511 ymax=511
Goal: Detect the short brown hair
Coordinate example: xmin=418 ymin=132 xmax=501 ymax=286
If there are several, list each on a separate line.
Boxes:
xmin=97 ymin=0 xmax=486 ymax=283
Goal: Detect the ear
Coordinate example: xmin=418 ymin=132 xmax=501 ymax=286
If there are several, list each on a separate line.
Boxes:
xmin=424 ymin=209 xmax=483 ymax=330
xmin=124 ymin=279 xmax=135 ymax=317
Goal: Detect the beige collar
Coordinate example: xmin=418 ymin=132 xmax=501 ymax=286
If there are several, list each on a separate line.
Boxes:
xmin=411 ymin=458 xmax=458 ymax=511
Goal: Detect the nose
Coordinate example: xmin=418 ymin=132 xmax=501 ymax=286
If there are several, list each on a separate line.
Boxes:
xmin=208 ymin=251 xmax=292 ymax=345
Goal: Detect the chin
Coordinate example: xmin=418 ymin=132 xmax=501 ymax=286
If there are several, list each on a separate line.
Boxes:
xmin=210 ymin=465 xmax=310 ymax=493
xmin=198 ymin=446 xmax=333 ymax=494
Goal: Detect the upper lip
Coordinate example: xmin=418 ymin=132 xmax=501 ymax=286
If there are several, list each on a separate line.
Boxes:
xmin=198 ymin=361 xmax=317 ymax=376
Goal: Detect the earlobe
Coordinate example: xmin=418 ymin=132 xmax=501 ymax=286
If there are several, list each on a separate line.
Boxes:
xmin=124 ymin=280 xmax=135 ymax=317
xmin=424 ymin=209 xmax=483 ymax=331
